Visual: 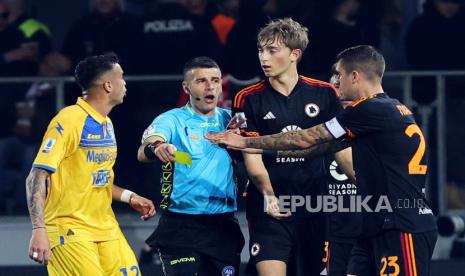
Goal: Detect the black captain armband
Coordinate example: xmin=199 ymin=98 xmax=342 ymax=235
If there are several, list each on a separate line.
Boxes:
xmin=144 ymin=140 xmax=165 ymax=160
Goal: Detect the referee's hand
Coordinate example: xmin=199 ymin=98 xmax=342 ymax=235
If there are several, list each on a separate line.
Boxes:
xmin=264 ymin=194 xmax=291 ymax=219
xmin=155 ymin=143 xmax=177 ymax=163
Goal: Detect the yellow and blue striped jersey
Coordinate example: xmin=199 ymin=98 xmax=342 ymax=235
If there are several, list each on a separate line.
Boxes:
xmin=33 ymin=97 xmax=120 ymax=248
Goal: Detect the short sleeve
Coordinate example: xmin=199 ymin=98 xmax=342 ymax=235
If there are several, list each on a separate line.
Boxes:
xmin=32 ymin=116 xmax=80 ymax=173
xmin=325 ymin=87 xmax=344 ymax=120
xmin=141 ymin=113 xmax=177 ymax=143
xmin=325 ymin=101 xmax=387 ymax=140
xmin=232 ymin=94 xmax=260 ymax=137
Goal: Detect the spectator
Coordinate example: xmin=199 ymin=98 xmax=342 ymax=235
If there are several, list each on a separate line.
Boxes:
xmin=405 ymin=0 xmax=465 ymax=102
xmin=378 ymin=0 xmax=405 ymax=71
xmin=405 ymin=0 xmax=465 ymax=71
xmin=0 ymin=52 xmax=71 ymax=215
xmin=0 ymin=0 xmax=45 ymax=76
xmin=6 ymin=0 xmax=52 ymax=74
xmin=211 ymin=0 xmax=240 ymax=44
xmin=61 ymin=0 xmax=142 ymax=74
xmin=301 ymin=0 xmax=365 ymax=78
xmin=222 ymin=0 xmax=268 ymax=79
xmin=141 ymin=0 xmax=222 ymax=74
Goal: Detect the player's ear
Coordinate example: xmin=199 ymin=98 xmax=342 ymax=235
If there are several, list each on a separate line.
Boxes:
xmin=351 ymin=71 xmax=359 ymax=83
xmin=291 ymin=49 xmax=302 ymax=62
xmin=104 ymin=81 xmax=112 ymax=93
xmin=182 ymin=81 xmax=190 ymax=95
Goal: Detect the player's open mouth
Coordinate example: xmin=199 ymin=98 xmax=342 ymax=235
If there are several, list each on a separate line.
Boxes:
xmin=262 ymin=65 xmax=271 ymax=71
xmin=205 ymin=95 xmax=215 ymax=103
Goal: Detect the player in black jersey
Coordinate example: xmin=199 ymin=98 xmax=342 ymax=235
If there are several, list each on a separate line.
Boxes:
xmin=208 ymin=45 xmax=438 ymax=276
xmin=231 ymin=18 xmax=354 ymax=276
xmin=322 ymin=68 xmax=373 ymax=276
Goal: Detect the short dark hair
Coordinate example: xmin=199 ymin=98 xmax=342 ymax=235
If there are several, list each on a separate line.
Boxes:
xmin=74 ymin=53 xmax=119 ymax=91
xmin=335 ymin=45 xmax=385 ymax=81
xmin=183 ymin=56 xmax=220 ymax=79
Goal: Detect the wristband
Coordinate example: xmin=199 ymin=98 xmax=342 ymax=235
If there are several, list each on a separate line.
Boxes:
xmin=144 ymin=140 xmax=165 ymax=160
xmin=121 ymin=189 xmax=135 ymax=204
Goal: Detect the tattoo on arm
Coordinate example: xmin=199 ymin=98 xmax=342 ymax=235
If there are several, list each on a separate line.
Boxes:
xmin=26 ymin=168 xmax=49 ymax=229
xmin=245 ymin=124 xmax=334 ymax=150
xmin=261 ymin=140 xmax=350 ymax=158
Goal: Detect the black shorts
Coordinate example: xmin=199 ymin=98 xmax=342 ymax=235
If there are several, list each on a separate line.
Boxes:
xmin=347 ymin=230 xmax=437 ymax=276
xmin=247 ymin=215 xmax=326 ymax=276
xmin=324 ymin=241 xmax=359 ymax=276
xmin=346 ymin=239 xmax=376 ymax=276
xmin=146 ymin=212 xmax=245 ymax=276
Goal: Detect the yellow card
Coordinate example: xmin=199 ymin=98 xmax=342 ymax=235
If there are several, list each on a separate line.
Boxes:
xmin=174 ymin=151 xmax=192 ymax=165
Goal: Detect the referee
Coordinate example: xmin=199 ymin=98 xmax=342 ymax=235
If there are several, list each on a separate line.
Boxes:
xmin=138 ymin=57 xmax=244 ymax=275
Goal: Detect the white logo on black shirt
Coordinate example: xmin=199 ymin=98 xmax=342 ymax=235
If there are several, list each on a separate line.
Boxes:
xmin=263 ymin=111 xmax=276 ymax=120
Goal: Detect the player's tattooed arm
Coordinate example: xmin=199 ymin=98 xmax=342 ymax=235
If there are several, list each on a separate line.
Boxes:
xmin=246 ymin=123 xmax=333 ymax=150
xmin=263 ymin=140 xmax=350 ymax=158
xmin=26 ymin=168 xmax=50 ymax=229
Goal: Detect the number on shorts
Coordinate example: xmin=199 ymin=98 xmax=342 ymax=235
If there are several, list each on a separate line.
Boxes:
xmin=380 ymin=256 xmax=400 ymax=276
xmin=322 ymin=241 xmax=329 ymax=263
xmin=120 ymin=265 xmax=139 ymax=276
xmin=405 ymin=124 xmax=427 ymax=175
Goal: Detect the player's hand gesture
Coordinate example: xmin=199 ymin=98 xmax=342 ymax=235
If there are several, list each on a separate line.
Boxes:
xmin=130 ymin=194 xmax=156 ymax=221
xmin=205 ymin=131 xmax=247 ymax=149
xmin=264 ymin=194 xmax=291 ymax=220
xmin=155 ymin=143 xmax=177 ymax=163
xmin=226 ymin=113 xmax=247 ymax=130
xmin=28 ymin=228 xmax=51 ymax=265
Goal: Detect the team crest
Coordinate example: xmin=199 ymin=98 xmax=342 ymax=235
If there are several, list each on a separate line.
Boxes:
xmin=305 ymin=103 xmax=320 ymax=117
xmin=251 ymin=243 xmax=260 ymax=256
xmin=222 ymin=266 xmax=235 ymax=276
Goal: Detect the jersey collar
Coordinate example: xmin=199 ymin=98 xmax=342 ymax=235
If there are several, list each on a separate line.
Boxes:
xmin=76 ymin=97 xmax=107 ymax=124
xmin=185 ymin=103 xmax=217 ymax=119
xmin=266 ymin=76 xmax=303 ymax=98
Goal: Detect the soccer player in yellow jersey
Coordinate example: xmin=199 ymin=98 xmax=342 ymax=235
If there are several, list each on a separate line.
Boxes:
xmin=25 ymin=53 xmax=156 ymax=275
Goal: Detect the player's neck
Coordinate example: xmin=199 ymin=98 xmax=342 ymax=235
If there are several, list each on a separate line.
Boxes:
xmin=268 ymin=68 xmax=299 ymax=96
xmin=83 ymin=94 xmax=112 ymax=118
xmin=359 ymin=84 xmax=384 ymax=99
xmin=189 ymin=102 xmax=216 ymax=118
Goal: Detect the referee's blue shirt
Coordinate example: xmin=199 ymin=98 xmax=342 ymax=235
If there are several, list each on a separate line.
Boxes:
xmin=142 ymin=103 xmax=236 ymax=214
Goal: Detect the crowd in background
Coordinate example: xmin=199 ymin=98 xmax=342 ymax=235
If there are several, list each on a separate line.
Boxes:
xmin=1 ymin=0 xmax=465 ymax=215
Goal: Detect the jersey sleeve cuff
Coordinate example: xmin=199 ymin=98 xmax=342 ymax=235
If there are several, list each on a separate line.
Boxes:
xmin=141 ymin=134 xmax=167 ymax=143
xmin=32 ymin=164 xmax=56 ymax=173
xmin=324 ymin=117 xmax=346 ymax=139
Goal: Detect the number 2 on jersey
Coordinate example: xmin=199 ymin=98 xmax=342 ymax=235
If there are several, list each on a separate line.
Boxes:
xmin=405 ymin=124 xmax=427 ymax=175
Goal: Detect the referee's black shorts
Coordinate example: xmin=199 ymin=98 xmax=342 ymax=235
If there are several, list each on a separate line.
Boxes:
xmin=347 ymin=229 xmax=437 ymax=276
xmin=146 ymin=211 xmax=245 ymax=276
